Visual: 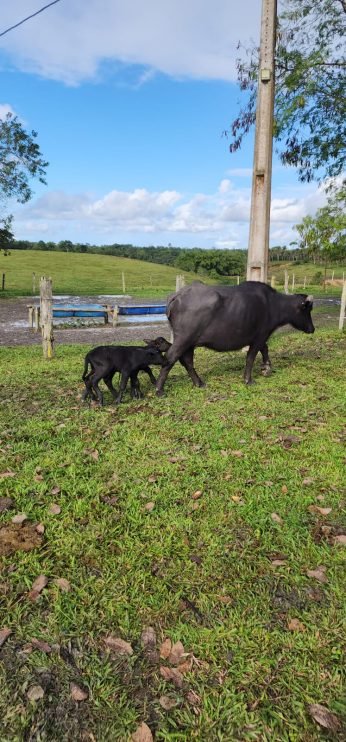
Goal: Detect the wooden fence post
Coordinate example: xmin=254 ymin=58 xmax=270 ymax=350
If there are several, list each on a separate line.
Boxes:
xmin=303 ymin=276 xmax=307 ymax=290
xmin=284 ymin=270 xmax=289 ymax=294
xmin=237 ymin=275 xmax=240 ymax=285
xmin=292 ymin=273 xmax=295 ymax=292
xmin=34 ymin=306 xmax=40 ymax=332
xmin=32 ymin=272 xmax=36 ymax=295
xmin=1 ymin=273 xmax=5 ymax=291
xmin=40 ymin=276 xmax=54 ymax=358
xmin=112 ymin=305 xmax=119 ymax=327
xmin=271 ymin=275 xmax=276 ymax=288
xmin=339 ymin=281 xmax=346 ymax=331
xmin=176 ymin=274 xmax=185 ymax=291
xmin=122 ymin=272 xmax=126 ymax=293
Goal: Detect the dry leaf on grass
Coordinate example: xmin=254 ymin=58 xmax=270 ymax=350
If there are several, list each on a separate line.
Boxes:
xmin=85 ymin=449 xmax=99 ymax=461
xmin=306 ymin=566 xmax=328 ymax=583
xmin=0 ymin=627 xmax=12 ymax=649
xmin=230 ymin=450 xmax=244 ymax=458
xmin=169 ymin=641 xmax=185 ymax=665
xmin=104 ymin=636 xmax=133 ymax=656
xmin=55 ymin=578 xmax=71 ymax=592
xmin=308 ymin=505 xmax=332 ymax=516
xmin=0 ymin=470 xmax=16 ymax=478
xmin=191 ymin=490 xmax=202 ymax=500
xmin=160 ymin=638 xmax=172 ymax=659
xmin=271 ymin=559 xmax=287 ymax=566
xmin=11 ymin=513 xmax=28 ymax=524
xmin=51 ymin=485 xmax=61 ymax=495
xmin=27 ymin=684 xmax=44 ymax=701
xmin=308 ymin=703 xmax=340 ymax=732
xmin=160 ymin=666 xmax=183 ymax=688
xmin=159 ymin=695 xmax=177 ymax=710
xmin=28 ymin=574 xmax=48 ymax=602
xmin=141 ymin=626 xmax=156 ymax=648
xmin=334 ymin=534 xmax=346 ymax=545
xmin=288 ymin=618 xmax=305 ymax=632
xmin=36 ymin=523 xmax=45 ymax=535
xmin=48 ymin=503 xmax=61 ymax=515
xmin=31 ymin=638 xmax=52 ymax=653
xmin=131 ymin=722 xmax=153 ymax=742
xmin=70 ymin=682 xmax=89 ymax=701
xmin=144 ymin=502 xmax=155 ymax=512
xmin=271 ymin=512 xmax=283 ymax=524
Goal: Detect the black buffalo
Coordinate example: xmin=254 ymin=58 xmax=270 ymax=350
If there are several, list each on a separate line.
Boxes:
xmin=82 ymin=344 xmax=166 ymax=405
xmin=156 ymin=281 xmax=314 ymax=395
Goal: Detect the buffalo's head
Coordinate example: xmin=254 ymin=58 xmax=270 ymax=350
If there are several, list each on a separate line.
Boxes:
xmin=292 ymin=294 xmax=315 ymax=334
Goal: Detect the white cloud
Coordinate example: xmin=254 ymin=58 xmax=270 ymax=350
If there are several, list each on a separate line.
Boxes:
xmin=0 ymin=1 xmax=261 ymax=85
xmin=13 ymin=178 xmax=328 ymax=248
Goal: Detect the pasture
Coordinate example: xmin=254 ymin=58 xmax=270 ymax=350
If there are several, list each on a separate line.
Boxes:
xmin=0 ymin=327 xmax=345 ymax=740
xmin=0 ymin=251 xmax=205 ymax=299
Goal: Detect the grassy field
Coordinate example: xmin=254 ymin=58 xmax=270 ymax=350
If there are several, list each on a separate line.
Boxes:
xmin=268 ymin=262 xmax=345 ymax=293
xmin=0 ymin=251 xmax=207 ymax=299
xmin=0 ymin=328 xmax=345 ymax=741
xmin=0 ymin=250 xmax=344 ymax=299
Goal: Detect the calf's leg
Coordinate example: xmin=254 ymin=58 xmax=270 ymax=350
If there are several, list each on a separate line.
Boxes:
xmin=115 ymin=372 xmax=130 ymax=405
xmin=130 ymin=373 xmax=143 ymax=399
xmin=89 ymin=372 xmax=104 ymax=405
xmin=103 ymin=374 xmax=118 ymax=400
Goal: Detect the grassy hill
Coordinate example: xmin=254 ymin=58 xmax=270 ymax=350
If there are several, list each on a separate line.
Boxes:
xmin=0 ymin=250 xmax=207 ymax=298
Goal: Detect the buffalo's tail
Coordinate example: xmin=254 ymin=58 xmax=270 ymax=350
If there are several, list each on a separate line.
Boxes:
xmin=82 ymin=354 xmax=91 ymax=382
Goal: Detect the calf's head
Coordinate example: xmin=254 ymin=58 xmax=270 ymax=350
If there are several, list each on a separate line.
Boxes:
xmin=143 ymin=347 xmax=167 ymax=366
xmin=144 ymin=337 xmax=172 ymax=352
xmin=291 ymin=294 xmax=315 ymax=334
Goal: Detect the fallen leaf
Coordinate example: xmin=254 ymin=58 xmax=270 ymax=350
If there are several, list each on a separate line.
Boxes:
xmin=159 ymin=695 xmax=176 ymax=710
xmin=141 ymin=626 xmax=156 ymax=648
xmin=160 ymin=666 xmax=183 ymax=688
xmin=27 ymin=684 xmax=44 ymax=701
xmin=148 ymin=474 xmax=157 ymax=483
xmin=70 ymin=683 xmax=89 ymax=701
xmin=169 ymin=640 xmax=185 ymax=665
xmin=282 ymin=485 xmax=288 ymax=494
xmin=334 ymin=534 xmax=346 ymax=545
xmin=177 ymin=658 xmax=193 ymax=674
xmin=48 ymin=503 xmax=61 ymax=515
xmin=104 ymin=636 xmax=133 ymax=656
xmin=0 ymin=497 xmax=13 ymax=513
xmin=144 ymin=501 xmax=155 ymax=512
xmin=271 ymin=512 xmax=283 ymax=524
xmin=31 ymin=638 xmax=52 ymax=653
xmin=34 ymin=474 xmax=44 ymax=482
xmin=36 ymin=523 xmax=45 ymax=535
xmin=0 ymin=470 xmax=16 ymax=478
xmin=191 ymin=490 xmax=202 ymax=500
xmin=55 ymin=578 xmax=71 ymax=592
xmin=51 ymin=485 xmax=61 ymax=495
xmin=11 ymin=513 xmax=28 ymax=524
xmin=308 ymin=505 xmax=332 ymax=516
xmin=160 ymin=638 xmax=172 ymax=659
xmin=131 ymin=722 xmax=153 ymax=742
xmin=303 ymin=477 xmax=314 ymax=485
xmin=216 ymin=595 xmax=232 ymax=604
xmin=306 ymin=567 xmax=328 ymax=583
xmin=186 ymin=689 xmax=201 ymax=707
xmin=0 ymin=627 xmax=12 ymax=649
xmin=85 ymin=448 xmax=99 ymax=461
xmin=230 ymin=450 xmax=244 ymax=458
xmin=31 ymin=574 xmax=48 ymax=593
xmin=308 ymin=703 xmax=340 ymax=732
xmin=288 ymin=618 xmax=305 ymax=632
xmin=271 ymin=559 xmax=287 ymax=567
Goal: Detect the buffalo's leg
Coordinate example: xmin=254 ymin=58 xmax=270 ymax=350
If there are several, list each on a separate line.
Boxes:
xmin=260 ymin=343 xmax=272 ymax=376
xmin=156 ymin=341 xmax=192 ymax=396
xmin=179 ymin=347 xmax=205 ymax=387
xmin=115 ymin=372 xmax=130 ymax=405
xmin=89 ymin=373 xmax=104 ymax=405
xmin=130 ymin=373 xmax=143 ymax=399
xmin=144 ymin=366 xmax=157 ymax=385
xmin=103 ymin=374 xmax=118 ymax=400
xmin=244 ymin=346 xmax=260 ymax=385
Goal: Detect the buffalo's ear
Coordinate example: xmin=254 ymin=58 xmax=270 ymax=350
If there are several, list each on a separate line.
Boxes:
xmin=302 ymin=295 xmax=313 ymax=309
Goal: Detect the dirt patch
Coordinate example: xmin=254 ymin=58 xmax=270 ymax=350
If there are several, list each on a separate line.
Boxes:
xmin=0 ymin=523 xmax=43 ymax=556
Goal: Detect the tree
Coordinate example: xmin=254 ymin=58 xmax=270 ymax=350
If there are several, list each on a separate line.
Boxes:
xmin=0 ymin=112 xmax=48 ymax=215
xmin=294 ymin=185 xmax=346 ymax=280
xmin=0 ymin=215 xmax=14 ymax=255
xmin=228 ymin=0 xmax=346 ymax=183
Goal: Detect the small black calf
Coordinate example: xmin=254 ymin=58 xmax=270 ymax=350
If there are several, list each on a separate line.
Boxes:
xmin=82 ymin=343 xmax=166 ymax=405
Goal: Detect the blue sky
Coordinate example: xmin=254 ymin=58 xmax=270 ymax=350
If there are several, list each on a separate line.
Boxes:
xmin=0 ymin=0 xmax=326 ymax=249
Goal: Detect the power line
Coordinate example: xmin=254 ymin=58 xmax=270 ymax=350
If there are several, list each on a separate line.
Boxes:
xmin=0 ymin=0 xmax=64 ymax=39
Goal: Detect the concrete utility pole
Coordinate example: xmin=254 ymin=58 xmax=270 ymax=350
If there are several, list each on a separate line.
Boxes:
xmin=247 ymin=0 xmax=277 ymax=283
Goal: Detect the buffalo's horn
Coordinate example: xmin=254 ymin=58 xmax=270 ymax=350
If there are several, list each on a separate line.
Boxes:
xmin=306 ymin=294 xmax=313 ymax=302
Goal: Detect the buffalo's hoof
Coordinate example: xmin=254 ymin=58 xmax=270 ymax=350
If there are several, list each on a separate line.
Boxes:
xmin=156 ymin=389 xmax=165 ymax=397
xmin=244 ymin=378 xmax=255 ymax=386
xmin=261 ymin=368 xmax=272 ymax=377
xmin=196 ymin=380 xmax=206 ymax=388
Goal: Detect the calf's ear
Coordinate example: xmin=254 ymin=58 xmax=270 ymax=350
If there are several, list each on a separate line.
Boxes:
xmin=143 ymin=338 xmax=154 ymax=346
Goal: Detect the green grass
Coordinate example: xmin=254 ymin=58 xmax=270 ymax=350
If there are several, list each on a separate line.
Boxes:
xmin=0 ymin=329 xmax=345 ymax=741
xmin=0 ymin=250 xmax=209 ymax=298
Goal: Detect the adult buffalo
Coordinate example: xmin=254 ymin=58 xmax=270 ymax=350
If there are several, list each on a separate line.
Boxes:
xmin=156 ymin=281 xmax=314 ymax=395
